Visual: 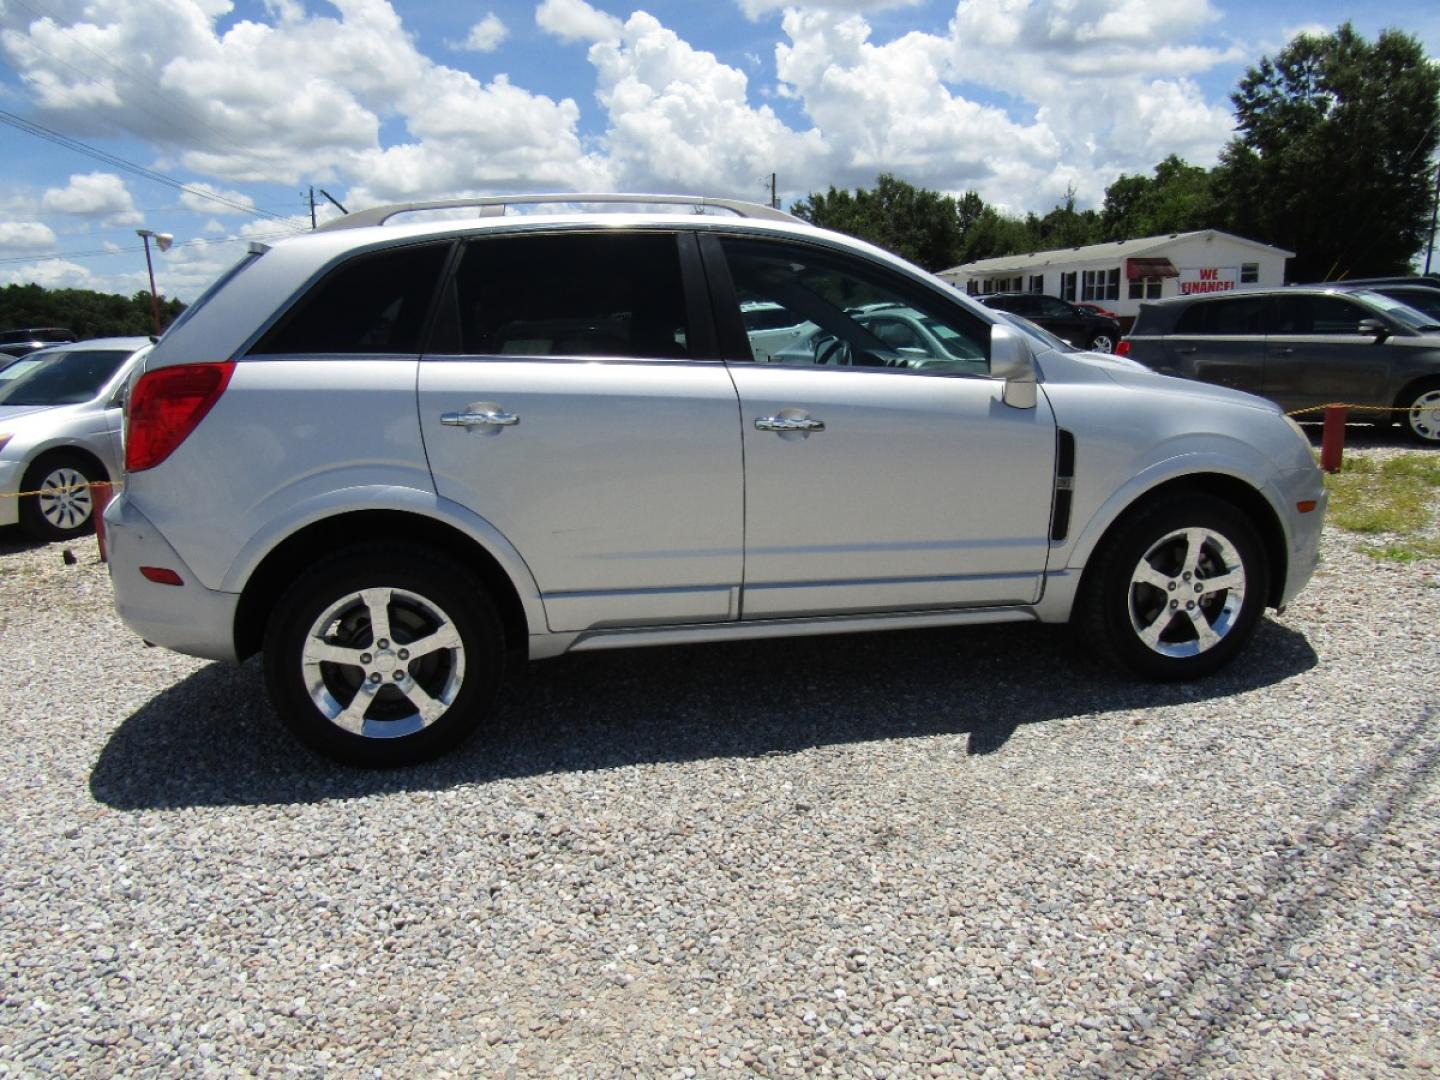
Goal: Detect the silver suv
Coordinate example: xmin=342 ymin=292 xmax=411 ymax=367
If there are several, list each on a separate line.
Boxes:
xmin=105 ymin=194 xmax=1327 ymax=765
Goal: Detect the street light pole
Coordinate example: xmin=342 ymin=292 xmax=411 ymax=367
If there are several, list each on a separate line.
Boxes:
xmin=135 ymin=228 xmax=173 ymax=336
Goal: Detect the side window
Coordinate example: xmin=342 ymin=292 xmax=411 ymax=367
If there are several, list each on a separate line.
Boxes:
xmin=439 ymin=232 xmax=690 ymax=359
xmin=252 ymin=244 xmax=449 ymax=355
xmin=1038 ymin=297 xmax=1075 ymax=318
xmin=1309 ymin=297 xmax=1370 ymax=335
xmin=1175 ymin=297 xmax=1265 ymax=335
xmin=719 ymin=236 xmax=989 ymax=375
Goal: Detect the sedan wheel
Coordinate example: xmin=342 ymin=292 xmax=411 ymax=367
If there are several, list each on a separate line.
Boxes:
xmin=19 ymin=455 xmax=97 ymax=541
xmin=264 ymin=544 xmax=504 ymax=765
xmin=1080 ymin=494 xmax=1267 ymax=679
xmin=1089 ymin=333 xmax=1116 ymax=353
xmin=1403 ymin=385 xmax=1440 ymax=444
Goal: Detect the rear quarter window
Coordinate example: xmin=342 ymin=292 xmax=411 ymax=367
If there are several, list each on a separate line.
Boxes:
xmin=250 ymin=243 xmax=451 ymax=355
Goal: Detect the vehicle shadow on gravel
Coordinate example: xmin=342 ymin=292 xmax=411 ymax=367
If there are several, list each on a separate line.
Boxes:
xmin=90 ymin=616 xmax=1318 ymax=811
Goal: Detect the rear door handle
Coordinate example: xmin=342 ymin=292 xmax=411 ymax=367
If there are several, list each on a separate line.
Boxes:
xmin=1173 ymin=346 xmax=1198 ymax=355
xmin=756 ymin=415 xmax=825 ymax=432
xmin=441 ymin=409 xmax=520 ymax=428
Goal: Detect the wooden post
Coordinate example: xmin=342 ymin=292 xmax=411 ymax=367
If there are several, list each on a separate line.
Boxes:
xmin=92 ymin=482 xmax=113 ymax=562
xmin=1320 ymin=405 xmax=1348 ymax=474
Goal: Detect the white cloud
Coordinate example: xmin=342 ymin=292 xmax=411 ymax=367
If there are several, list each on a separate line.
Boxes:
xmin=738 ymin=0 xmax=921 ymax=20
xmin=179 ymin=183 xmax=257 ymax=215
xmin=536 ymin=0 xmax=623 ymax=44
xmin=0 ymin=258 xmax=95 ymax=290
xmin=0 ymin=222 xmax=59 ymax=253
xmin=41 ymin=173 xmax=142 ymax=226
xmin=585 ymin=11 xmax=824 ymax=194
xmin=450 ymin=13 xmax=507 ymax=52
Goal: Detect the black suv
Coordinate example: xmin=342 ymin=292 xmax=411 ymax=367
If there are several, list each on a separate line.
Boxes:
xmin=1121 ymin=286 xmax=1440 ymax=443
xmin=978 ymin=293 xmax=1121 ymax=353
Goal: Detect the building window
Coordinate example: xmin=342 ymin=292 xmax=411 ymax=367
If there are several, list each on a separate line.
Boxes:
xmin=1240 ymin=262 xmax=1259 ymax=284
xmin=965 ymin=280 xmax=978 ymax=296
xmin=1127 ymin=277 xmax=1164 ymax=300
xmin=1082 ymin=268 xmax=1120 ymax=302
xmin=1028 ymin=274 xmax=1044 ymax=293
xmin=1060 ymin=272 xmax=1077 ymax=301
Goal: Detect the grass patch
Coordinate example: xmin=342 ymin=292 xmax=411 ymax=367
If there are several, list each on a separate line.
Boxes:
xmin=1324 ymin=453 xmax=1440 ymax=561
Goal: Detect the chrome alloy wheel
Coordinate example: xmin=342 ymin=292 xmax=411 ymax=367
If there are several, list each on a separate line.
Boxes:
xmin=37 ymin=465 xmax=93 ymax=532
xmin=1406 ymin=388 xmax=1440 ymax=443
xmin=301 ymin=586 xmax=466 ymax=739
xmin=1127 ymin=526 xmax=1247 ymax=659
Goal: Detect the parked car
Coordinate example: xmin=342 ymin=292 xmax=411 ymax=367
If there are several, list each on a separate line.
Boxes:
xmin=770 ymin=302 xmax=987 ymax=372
xmin=0 ymin=327 xmax=79 ymax=357
xmin=0 ymin=338 xmax=150 ymax=539
xmin=1120 ymin=286 xmax=1440 ymax=443
xmin=741 ymin=301 xmax=815 ymax=362
xmin=105 ymin=193 xmax=1325 ymax=765
xmin=977 ymin=293 xmax=1122 ymax=352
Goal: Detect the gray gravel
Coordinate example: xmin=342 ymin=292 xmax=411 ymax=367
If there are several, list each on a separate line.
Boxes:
xmin=1 ymin=439 xmax=1438 ymax=1077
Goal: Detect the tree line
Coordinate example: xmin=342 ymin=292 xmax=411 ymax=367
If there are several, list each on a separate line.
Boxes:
xmin=792 ymin=23 xmax=1440 ymax=283
xmin=0 ymin=283 xmax=185 ymax=341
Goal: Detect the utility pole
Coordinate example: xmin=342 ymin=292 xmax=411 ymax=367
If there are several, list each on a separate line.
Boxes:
xmin=770 ymin=172 xmax=779 ymax=210
xmin=308 ymin=186 xmax=317 ymax=230
xmin=1426 ymin=164 xmax=1440 ymax=275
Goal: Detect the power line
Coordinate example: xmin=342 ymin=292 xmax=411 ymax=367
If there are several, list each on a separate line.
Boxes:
xmin=0 ymin=109 xmax=303 ymax=224
xmin=5 ymin=0 xmax=283 ymax=188
xmin=0 ymin=230 xmax=300 ymax=266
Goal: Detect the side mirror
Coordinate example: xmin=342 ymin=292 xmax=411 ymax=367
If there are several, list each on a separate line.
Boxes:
xmin=991 ymin=324 xmax=1037 ymax=409
xmin=1358 ymin=318 xmax=1391 ymax=343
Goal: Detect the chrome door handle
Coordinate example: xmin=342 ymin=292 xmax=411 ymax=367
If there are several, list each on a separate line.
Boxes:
xmin=1173 ymin=346 xmax=1198 ymax=355
xmin=441 ymin=409 xmax=520 ymax=428
xmin=1274 ymin=347 xmax=1295 ymax=355
xmin=755 ymin=415 xmax=825 ymax=433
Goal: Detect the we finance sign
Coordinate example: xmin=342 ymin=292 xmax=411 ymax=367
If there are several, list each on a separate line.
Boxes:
xmin=1179 ymin=266 xmax=1238 ymax=295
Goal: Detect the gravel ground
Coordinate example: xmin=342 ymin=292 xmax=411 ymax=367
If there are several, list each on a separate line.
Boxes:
xmin=1 ymin=437 xmax=1437 ymax=1077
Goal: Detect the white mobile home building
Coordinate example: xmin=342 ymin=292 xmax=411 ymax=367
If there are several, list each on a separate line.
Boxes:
xmin=939 ymin=230 xmax=1294 ymax=327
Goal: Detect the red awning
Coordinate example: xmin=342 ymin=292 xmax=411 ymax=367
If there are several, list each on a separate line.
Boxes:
xmin=1126 ymin=257 xmax=1179 ymax=280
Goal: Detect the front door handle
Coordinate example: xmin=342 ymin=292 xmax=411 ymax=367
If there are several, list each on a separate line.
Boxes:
xmin=441 ymin=409 xmax=520 ymax=428
xmin=755 ymin=415 xmax=825 ymax=433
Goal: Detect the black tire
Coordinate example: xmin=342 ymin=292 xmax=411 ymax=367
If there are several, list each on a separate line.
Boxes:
xmin=1399 ymin=380 xmax=1440 ymax=445
xmin=19 ymin=452 xmax=100 ymax=541
xmin=1088 ymin=333 xmax=1116 ymax=353
xmin=1078 ymin=493 xmax=1269 ymax=680
xmin=262 ymin=544 xmax=505 ymax=766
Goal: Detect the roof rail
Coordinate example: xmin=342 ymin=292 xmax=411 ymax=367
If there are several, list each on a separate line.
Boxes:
xmin=316 ymin=193 xmax=802 ymax=231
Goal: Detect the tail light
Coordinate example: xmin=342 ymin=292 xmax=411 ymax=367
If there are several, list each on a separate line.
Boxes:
xmin=1116 ymin=340 xmax=1132 ymax=357
xmin=126 ymin=361 xmax=235 ymax=472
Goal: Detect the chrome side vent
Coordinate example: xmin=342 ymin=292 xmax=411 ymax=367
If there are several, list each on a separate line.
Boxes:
xmin=1050 ymin=429 xmax=1076 ymax=542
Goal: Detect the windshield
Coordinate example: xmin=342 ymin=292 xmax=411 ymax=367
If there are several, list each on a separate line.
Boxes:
xmin=0 ymin=348 xmax=134 ymax=406
xmin=1351 ymin=290 xmax=1440 ymax=332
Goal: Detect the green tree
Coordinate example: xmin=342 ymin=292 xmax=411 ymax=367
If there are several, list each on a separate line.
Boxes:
xmin=791 ymin=174 xmax=968 ymax=271
xmin=1101 ymin=155 xmax=1216 ymax=240
xmin=1211 ymin=23 xmax=1440 ymax=281
xmin=0 ymin=284 xmax=184 ymax=339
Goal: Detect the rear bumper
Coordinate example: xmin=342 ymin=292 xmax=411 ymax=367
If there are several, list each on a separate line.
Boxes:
xmin=105 ymin=494 xmax=240 ymax=662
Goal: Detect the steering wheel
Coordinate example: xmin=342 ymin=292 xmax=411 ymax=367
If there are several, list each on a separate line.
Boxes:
xmin=816 ymin=336 xmax=853 ymax=366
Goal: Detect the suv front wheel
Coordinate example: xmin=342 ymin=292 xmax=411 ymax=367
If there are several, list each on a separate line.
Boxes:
xmin=1079 ymin=494 xmax=1268 ymax=680
xmin=263 ymin=544 xmax=505 ymax=766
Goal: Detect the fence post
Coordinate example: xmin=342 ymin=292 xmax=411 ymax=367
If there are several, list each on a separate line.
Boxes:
xmin=1320 ymin=405 xmax=1349 ymax=474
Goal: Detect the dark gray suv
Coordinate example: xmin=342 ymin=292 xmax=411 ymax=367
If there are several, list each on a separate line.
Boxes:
xmin=1121 ymin=287 xmax=1440 ymax=443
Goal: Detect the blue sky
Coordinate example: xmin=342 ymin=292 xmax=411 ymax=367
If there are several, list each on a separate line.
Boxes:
xmin=1 ymin=0 xmax=1438 ymax=301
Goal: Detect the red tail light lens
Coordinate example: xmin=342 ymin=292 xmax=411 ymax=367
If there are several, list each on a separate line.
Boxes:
xmin=1116 ymin=340 xmax=1132 ymax=357
xmin=126 ymin=362 xmax=235 ymax=472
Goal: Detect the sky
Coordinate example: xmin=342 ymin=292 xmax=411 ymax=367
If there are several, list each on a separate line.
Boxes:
xmin=1 ymin=0 xmax=1438 ymax=302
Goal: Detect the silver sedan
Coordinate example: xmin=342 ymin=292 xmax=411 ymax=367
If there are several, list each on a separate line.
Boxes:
xmin=0 ymin=338 xmax=150 ymax=540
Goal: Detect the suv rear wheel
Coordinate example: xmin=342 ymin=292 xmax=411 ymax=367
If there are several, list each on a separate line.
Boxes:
xmin=1079 ymin=494 xmax=1268 ymax=680
xmin=263 ymin=544 xmax=505 ymax=766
